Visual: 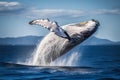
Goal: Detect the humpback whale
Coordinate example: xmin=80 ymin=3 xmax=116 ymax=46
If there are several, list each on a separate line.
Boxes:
xmin=29 ymin=19 xmax=99 ymax=65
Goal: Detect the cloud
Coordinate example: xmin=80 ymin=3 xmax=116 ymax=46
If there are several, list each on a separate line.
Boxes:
xmin=26 ymin=9 xmax=85 ymax=18
xmin=0 ymin=2 xmax=119 ymax=18
xmin=0 ymin=1 xmax=25 ymax=14
xmin=92 ymin=9 xmax=120 ymax=15
xmin=0 ymin=1 xmax=20 ymax=11
xmin=26 ymin=8 xmax=120 ymax=19
xmin=0 ymin=1 xmax=19 ymax=6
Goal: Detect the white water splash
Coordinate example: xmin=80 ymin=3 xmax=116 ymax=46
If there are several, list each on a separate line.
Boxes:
xmin=26 ymin=47 xmax=81 ymax=66
xmin=50 ymin=52 xmax=80 ymax=66
xmin=26 ymin=33 xmax=81 ymax=66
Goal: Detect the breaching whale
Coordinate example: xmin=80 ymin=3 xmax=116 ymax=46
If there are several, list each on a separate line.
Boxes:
xmin=29 ymin=19 xmax=99 ymax=65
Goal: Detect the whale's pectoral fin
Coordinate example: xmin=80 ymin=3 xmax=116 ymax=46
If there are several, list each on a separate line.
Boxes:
xmin=29 ymin=18 xmax=61 ymax=32
xmin=29 ymin=18 xmax=72 ymax=40
xmin=63 ymin=31 xmax=71 ymax=41
xmin=29 ymin=18 xmax=54 ymax=29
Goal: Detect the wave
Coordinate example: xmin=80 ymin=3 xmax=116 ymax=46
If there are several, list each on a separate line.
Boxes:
xmin=0 ymin=62 xmax=101 ymax=74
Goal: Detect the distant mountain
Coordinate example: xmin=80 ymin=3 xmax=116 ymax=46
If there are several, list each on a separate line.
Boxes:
xmin=0 ymin=36 xmax=119 ymax=45
xmin=0 ymin=36 xmax=43 ymax=45
xmin=81 ymin=36 xmax=120 ymax=45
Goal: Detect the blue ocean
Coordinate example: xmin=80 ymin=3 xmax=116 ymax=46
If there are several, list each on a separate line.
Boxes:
xmin=0 ymin=45 xmax=120 ymax=80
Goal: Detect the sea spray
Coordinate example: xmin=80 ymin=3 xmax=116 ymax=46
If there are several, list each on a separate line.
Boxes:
xmin=50 ymin=52 xmax=80 ymax=66
xmin=26 ymin=33 xmax=81 ymax=66
xmin=27 ymin=48 xmax=80 ymax=66
xmin=27 ymin=33 xmax=67 ymax=66
xmin=26 ymin=37 xmax=81 ymax=66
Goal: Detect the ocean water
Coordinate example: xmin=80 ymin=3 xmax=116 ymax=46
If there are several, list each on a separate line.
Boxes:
xmin=0 ymin=45 xmax=120 ymax=80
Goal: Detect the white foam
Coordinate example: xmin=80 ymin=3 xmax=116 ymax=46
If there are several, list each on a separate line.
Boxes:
xmin=50 ymin=52 xmax=80 ymax=66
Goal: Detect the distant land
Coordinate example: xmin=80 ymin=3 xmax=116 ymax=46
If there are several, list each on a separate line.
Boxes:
xmin=0 ymin=36 xmax=119 ymax=45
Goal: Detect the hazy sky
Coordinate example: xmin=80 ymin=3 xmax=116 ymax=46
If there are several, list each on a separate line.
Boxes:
xmin=0 ymin=0 xmax=120 ymax=41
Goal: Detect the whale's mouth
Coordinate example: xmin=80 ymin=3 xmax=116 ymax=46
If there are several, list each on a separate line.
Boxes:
xmin=91 ymin=19 xmax=100 ymax=26
xmin=76 ymin=19 xmax=100 ymax=27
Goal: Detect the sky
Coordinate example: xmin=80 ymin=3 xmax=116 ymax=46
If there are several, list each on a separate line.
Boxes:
xmin=0 ymin=0 xmax=120 ymax=41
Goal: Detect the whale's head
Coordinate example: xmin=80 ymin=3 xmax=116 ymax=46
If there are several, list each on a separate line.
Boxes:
xmin=63 ymin=19 xmax=99 ymax=45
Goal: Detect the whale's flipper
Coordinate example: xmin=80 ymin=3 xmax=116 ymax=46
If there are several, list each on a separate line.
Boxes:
xmin=29 ymin=19 xmax=71 ymax=40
